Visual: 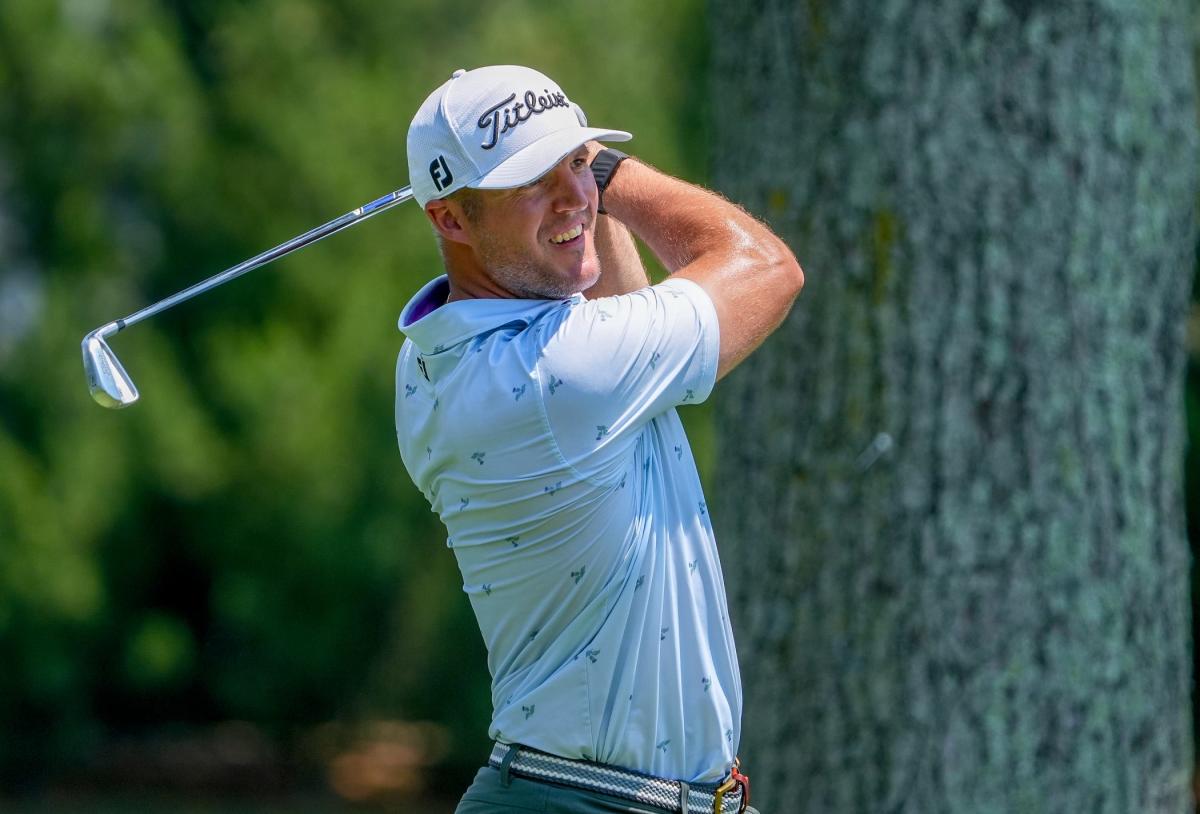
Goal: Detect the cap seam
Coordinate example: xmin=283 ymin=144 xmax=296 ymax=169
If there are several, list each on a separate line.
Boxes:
xmin=440 ymin=73 xmax=482 ymax=181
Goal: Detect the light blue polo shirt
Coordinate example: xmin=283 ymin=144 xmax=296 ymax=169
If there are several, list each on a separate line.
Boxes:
xmin=395 ymin=275 xmax=741 ymax=784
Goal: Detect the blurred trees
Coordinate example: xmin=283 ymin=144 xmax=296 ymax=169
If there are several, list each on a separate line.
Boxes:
xmin=2 ymin=0 xmax=1199 ymax=808
xmin=0 ymin=0 xmax=706 ymax=792
xmin=711 ymin=1 xmax=1198 ymax=812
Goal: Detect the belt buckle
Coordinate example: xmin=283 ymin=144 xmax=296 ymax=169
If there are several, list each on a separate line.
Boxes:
xmin=711 ymin=775 xmax=737 ymax=813
xmin=712 ymin=758 xmax=750 ymax=814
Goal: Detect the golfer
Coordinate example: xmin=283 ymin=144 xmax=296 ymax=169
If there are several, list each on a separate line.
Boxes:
xmin=395 ymin=65 xmax=801 ymax=814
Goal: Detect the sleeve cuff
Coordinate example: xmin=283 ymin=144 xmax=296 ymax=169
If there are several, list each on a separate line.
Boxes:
xmin=658 ymin=276 xmax=720 ymax=403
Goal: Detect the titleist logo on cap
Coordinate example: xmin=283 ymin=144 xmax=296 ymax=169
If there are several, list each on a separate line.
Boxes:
xmin=477 ymin=89 xmax=570 ymax=150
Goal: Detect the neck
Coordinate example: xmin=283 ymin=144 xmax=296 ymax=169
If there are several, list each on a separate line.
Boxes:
xmin=440 ymin=240 xmax=512 ymax=302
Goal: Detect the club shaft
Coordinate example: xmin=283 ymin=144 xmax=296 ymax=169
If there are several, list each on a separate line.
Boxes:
xmin=110 ymin=186 xmax=413 ymax=334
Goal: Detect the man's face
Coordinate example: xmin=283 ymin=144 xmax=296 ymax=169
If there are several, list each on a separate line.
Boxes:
xmin=463 ymin=146 xmax=600 ymax=299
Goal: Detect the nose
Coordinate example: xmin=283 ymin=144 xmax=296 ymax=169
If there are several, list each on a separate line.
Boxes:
xmin=547 ymin=158 xmax=592 ymax=213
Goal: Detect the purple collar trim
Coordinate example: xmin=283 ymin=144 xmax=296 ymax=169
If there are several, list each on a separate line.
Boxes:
xmin=403 ymin=277 xmax=450 ymax=326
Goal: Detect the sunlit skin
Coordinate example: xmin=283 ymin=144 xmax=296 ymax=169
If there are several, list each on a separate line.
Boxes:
xmin=425 ymin=145 xmax=601 ymax=301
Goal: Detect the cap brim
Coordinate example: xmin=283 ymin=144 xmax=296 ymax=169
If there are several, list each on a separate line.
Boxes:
xmin=471 ymin=126 xmax=632 ymax=190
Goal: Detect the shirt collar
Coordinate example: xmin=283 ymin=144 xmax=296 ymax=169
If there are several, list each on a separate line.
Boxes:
xmin=398 ymin=275 xmax=583 ymax=354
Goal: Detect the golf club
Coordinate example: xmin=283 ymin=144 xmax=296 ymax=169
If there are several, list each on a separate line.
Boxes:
xmin=83 ymin=185 xmax=413 ymax=408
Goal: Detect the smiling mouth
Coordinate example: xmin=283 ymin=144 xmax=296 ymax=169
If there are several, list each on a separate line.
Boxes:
xmin=549 ymin=224 xmax=584 ymax=245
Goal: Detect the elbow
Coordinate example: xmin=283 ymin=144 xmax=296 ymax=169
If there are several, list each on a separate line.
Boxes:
xmin=787 ymin=255 xmax=805 ymax=297
xmin=768 ymin=237 xmax=804 ymax=298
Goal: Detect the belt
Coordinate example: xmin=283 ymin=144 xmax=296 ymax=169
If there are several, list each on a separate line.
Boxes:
xmin=488 ymin=742 xmax=750 ymax=814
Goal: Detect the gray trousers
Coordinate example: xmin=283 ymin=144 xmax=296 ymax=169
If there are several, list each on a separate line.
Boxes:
xmin=454 ymin=765 xmax=761 ymax=814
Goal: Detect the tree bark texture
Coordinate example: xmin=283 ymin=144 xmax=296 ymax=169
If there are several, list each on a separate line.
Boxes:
xmin=709 ymin=1 xmax=1198 ymax=811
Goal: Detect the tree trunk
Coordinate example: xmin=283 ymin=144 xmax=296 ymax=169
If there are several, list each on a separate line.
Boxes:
xmin=709 ymin=1 xmax=1198 ymax=811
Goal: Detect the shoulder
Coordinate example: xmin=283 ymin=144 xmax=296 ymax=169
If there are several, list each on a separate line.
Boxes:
xmin=541 ymin=280 xmax=714 ymax=343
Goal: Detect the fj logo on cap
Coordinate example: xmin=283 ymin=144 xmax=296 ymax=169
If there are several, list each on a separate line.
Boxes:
xmin=429 ymin=155 xmax=453 ymax=191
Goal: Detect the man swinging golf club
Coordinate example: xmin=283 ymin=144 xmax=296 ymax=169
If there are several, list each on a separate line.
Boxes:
xmin=395 ymin=65 xmax=802 ymax=814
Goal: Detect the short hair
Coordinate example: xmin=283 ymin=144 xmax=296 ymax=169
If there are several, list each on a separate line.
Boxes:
xmin=450 ymin=186 xmax=483 ymax=223
xmin=432 ymin=187 xmax=485 ymax=258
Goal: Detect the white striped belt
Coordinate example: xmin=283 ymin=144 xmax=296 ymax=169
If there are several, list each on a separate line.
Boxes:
xmin=488 ymin=742 xmax=748 ymax=814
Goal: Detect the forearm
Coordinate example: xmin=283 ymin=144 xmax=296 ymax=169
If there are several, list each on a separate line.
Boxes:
xmin=601 ymin=159 xmax=779 ymax=272
xmin=602 ymin=157 xmax=804 ymax=380
xmin=584 ymin=213 xmax=650 ymax=299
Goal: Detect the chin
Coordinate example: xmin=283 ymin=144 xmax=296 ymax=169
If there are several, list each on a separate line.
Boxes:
xmin=574 ymin=261 xmax=602 ymax=292
xmin=541 ymin=258 xmax=598 ymax=298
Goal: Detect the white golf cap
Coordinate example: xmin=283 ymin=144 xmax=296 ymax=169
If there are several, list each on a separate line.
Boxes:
xmin=407 ymin=65 xmax=632 ymax=208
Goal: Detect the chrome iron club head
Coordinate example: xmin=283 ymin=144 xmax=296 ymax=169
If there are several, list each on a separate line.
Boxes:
xmin=83 ymin=322 xmax=138 ymax=408
xmin=81 ymin=185 xmax=412 ymax=408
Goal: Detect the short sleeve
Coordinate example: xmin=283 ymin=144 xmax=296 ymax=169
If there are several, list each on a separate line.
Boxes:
xmin=537 ymin=276 xmax=719 ymax=465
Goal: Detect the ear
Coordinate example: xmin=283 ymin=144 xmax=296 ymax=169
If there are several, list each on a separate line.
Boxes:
xmin=425 ymin=200 xmax=472 ymax=245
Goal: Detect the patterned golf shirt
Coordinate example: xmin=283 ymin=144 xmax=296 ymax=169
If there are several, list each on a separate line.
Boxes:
xmin=395 ymin=274 xmax=741 ymax=784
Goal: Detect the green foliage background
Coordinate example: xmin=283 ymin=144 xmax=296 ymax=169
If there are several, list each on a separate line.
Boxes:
xmin=0 ymin=0 xmax=707 ymax=790
xmin=0 ymin=0 xmax=1197 ymax=800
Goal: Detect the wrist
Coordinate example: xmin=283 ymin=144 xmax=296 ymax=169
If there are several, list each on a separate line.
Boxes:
xmin=590 ymin=148 xmax=629 ymax=215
